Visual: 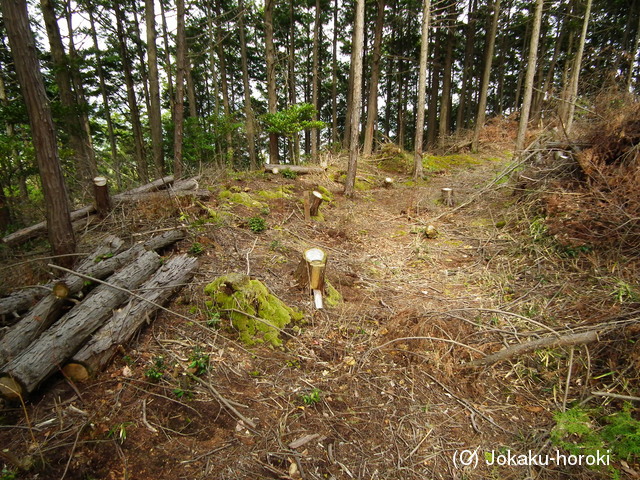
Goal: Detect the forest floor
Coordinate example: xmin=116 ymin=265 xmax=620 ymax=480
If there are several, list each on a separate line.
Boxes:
xmin=1 ymin=143 xmax=638 ymax=480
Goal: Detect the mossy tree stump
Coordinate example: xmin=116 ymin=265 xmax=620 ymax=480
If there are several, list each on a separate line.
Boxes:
xmin=204 ymin=274 xmax=302 ymax=346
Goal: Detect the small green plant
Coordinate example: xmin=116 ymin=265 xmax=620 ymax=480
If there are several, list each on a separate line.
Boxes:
xmin=300 ymin=387 xmax=322 ymax=405
xmin=108 ymin=422 xmax=134 ymax=444
xmin=94 ymin=252 xmax=114 ymax=263
xmin=247 ymin=216 xmax=267 ymax=233
xmin=187 ymin=348 xmax=209 ymax=376
xmin=144 ymin=356 xmax=165 ymax=382
xmin=551 ymin=403 xmax=640 ymax=475
xmin=206 ymin=310 xmax=221 ymax=328
xmin=260 ymin=206 xmax=271 ymax=216
xmin=188 ymin=242 xmax=205 ymax=256
xmin=1 ymin=468 xmax=16 ymax=480
xmin=172 ymin=387 xmax=194 ymax=400
xmin=281 ymin=168 xmax=298 ymax=180
xmin=611 ymin=280 xmax=640 ymax=303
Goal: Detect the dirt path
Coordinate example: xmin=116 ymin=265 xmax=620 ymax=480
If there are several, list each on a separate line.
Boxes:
xmin=0 ymin=156 xmax=603 ymax=480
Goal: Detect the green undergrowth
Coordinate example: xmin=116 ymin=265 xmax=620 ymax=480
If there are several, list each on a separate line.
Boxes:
xmin=551 ymin=403 xmax=640 ymax=478
xmin=204 ymin=273 xmax=303 ymax=346
xmin=324 ymin=281 xmax=343 ymax=307
xmin=218 ymin=189 xmax=265 ymax=208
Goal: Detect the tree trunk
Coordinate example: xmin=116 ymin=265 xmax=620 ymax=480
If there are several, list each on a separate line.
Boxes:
xmin=564 ymin=0 xmax=592 ymax=135
xmin=173 ymin=0 xmax=187 ymax=178
xmin=363 ymin=0 xmax=385 ymax=156
xmin=239 ymin=0 xmax=257 ymax=169
xmin=63 ymin=255 xmax=198 ymax=380
xmin=310 ymin=0 xmax=322 ymax=162
xmin=87 ymin=6 xmax=120 ymax=188
xmin=265 ymin=0 xmax=279 ymax=164
xmin=214 ymin=0 xmax=233 ymax=163
xmin=413 ymin=0 xmax=431 ymax=180
xmin=438 ymin=14 xmax=455 ymax=149
xmin=145 ymin=0 xmax=165 ymax=177
xmin=0 ymin=250 xmax=162 ymax=399
xmin=456 ymin=0 xmax=477 ymax=132
xmin=40 ymin=0 xmax=96 ymax=189
xmin=344 ymin=0 xmax=365 ymax=197
xmin=160 ymin=0 xmax=175 ymax=116
xmin=115 ymin=1 xmax=148 ymax=183
xmin=1 ymin=0 xmax=76 ymax=267
xmin=331 ymin=0 xmax=339 ymax=145
xmin=626 ymin=10 xmax=640 ymax=92
xmin=471 ymin=0 xmax=500 ymax=151
xmin=515 ymin=0 xmax=544 ymax=151
xmin=426 ymin=37 xmax=441 ymax=148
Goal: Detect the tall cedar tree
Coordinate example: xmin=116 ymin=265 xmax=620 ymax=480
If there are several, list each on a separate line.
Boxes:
xmin=413 ymin=0 xmax=431 ymax=179
xmin=344 ymin=0 xmax=365 ymax=197
xmin=1 ymin=0 xmax=76 ymax=265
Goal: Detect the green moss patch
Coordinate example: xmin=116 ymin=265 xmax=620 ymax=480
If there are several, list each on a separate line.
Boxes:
xmin=204 ymin=273 xmax=303 ymax=346
xmin=256 ymin=185 xmax=294 ymax=200
xmin=218 ymin=190 xmax=265 ymax=208
xmin=316 ymin=185 xmax=334 ymax=202
xmin=324 ymin=281 xmax=343 ymax=307
xmin=422 ymin=154 xmax=481 ymax=173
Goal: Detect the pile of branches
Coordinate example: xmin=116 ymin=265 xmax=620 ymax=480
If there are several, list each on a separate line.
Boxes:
xmin=531 ymin=95 xmax=640 ymax=255
xmin=0 ymin=231 xmax=198 ymax=401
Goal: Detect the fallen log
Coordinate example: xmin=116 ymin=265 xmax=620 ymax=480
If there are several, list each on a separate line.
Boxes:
xmin=468 ymin=330 xmax=601 ymax=367
xmin=0 ymin=250 xmax=163 ymax=400
xmin=264 ymin=164 xmax=325 ymax=175
xmin=0 ymin=230 xmax=185 ymax=366
xmin=1 ymin=175 xmax=175 ymax=246
xmin=63 ymin=254 xmax=198 ymax=381
xmin=0 ymin=235 xmax=125 ymax=320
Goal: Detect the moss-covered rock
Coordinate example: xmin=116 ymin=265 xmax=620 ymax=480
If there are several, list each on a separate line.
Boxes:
xmin=256 ymin=185 xmax=294 ymax=199
xmin=204 ymin=273 xmax=303 ymax=346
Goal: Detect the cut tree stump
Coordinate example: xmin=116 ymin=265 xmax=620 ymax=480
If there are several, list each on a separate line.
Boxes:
xmin=294 ymin=248 xmax=327 ymax=309
xmin=264 ymin=164 xmax=325 ymax=175
xmin=93 ymin=176 xmax=112 ymax=218
xmin=441 ymin=188 xmax=454 ymax=207
xmin=0 ymin=235 xmax=125 ymax=320
xmin=63 ymin=254 xmax=198 ymax=381
xmin=309 ymin=191 xmax=324 ymax=217
xmin=0 ymin=250 xmax=163 ymax=400
xmin=383 ymin=177 xmax=394 ymax=188
xmin=0 ymin=231 xmax=185 ymax=366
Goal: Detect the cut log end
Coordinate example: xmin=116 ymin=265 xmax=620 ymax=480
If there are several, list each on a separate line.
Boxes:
xmin=384 ymin=177 xmax=394 ymax=188
xmin=0 ymin=375 xmax=23 ymax=400
xmin=62 ymin=363 xmax=90 ymax=383
xmin=52 ymin=282 xmax=70 ymax=299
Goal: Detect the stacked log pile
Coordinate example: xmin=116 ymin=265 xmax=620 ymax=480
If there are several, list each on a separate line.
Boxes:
xmin=0 ymin=231 xmax=198 ymax=400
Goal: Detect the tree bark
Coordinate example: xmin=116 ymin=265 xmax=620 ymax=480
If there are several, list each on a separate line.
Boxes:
xmin=515 ymin=0 xmax=544 ymax=151
xmin=344 ymin=0 xmax=365 ymax=197
xmin=1 ymin=0 xmax=76 ymax=267
xmin=456 ymin=0 xmax=477 ymax=132
xmin=438 ymin=10 xmax=455 ymax=149
xmin=63 ymin=255 xmax=198 ymax=381
xmin=330 ymin=0 xmax=339 ymax=145
xmin=564 ymin=0 xmax=592 ymax=135
xmin=413 ymin=0 xmax=431 ymax=180
xmin=310 ymin=0 xmax=322 ymax=162
xmin=87 ymin=6 xmax=120 ymax=188
xmin=114 ymin=1 xmax=149 ymax=183
xmin=363 ymin=0 xmax=386 ymax=156
xmin=0 ymin=251 xmax=162 ymax=399
xmin=40 ymin=0 xmax=97 ymax=189
xmin=145 ymin=0 xmax=165 ymax=177
xmin=173 ymin=0 xmax=187 ymax=178
xmin=472 ymin=0 xmax=500 ymax=151
xmin=265 ymin=0 xmax=279 ymax=164
xmin=239 ymin=0 xmax=257 ymax=169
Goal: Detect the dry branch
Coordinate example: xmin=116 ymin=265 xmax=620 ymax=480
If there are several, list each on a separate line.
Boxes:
xmin=469 ymin=330 xmax=601 ymax=367
xmin=0 ymin=250 xmax=163 ymax=399
xmin=1 ymin=175 xmax=175 ymax=246
xmin=0 ymin=235 xmax=125 ymax=319
xmin=0 ymin=231 xmax=185 ymax=366
xmin=63 ymin=254 xmax=198 ymax=381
